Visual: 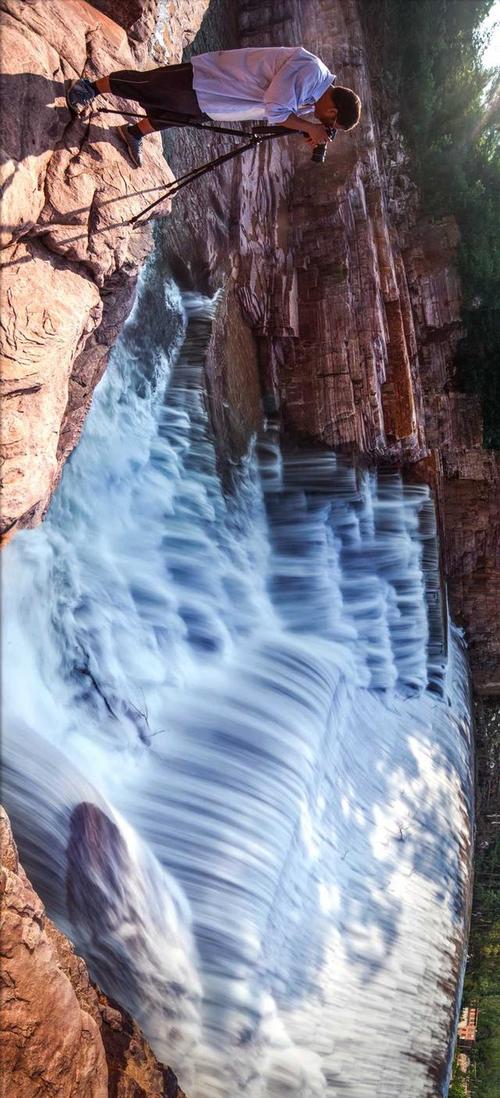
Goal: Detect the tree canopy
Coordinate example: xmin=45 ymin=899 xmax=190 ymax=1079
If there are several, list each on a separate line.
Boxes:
xmin=365 ymin=0 xmax=500 ymax=447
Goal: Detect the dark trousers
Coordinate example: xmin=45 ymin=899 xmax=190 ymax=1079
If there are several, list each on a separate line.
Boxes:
xmin=108 ymin=62 xmax=206 ymax=129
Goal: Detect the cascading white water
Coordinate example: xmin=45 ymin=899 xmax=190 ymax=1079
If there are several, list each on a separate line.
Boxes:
xmin=2 ymin=264 xmax=473 ymax=1097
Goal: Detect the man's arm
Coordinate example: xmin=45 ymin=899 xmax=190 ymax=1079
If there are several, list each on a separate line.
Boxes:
xmin=276 ymin=113 xmax=333 ymax=147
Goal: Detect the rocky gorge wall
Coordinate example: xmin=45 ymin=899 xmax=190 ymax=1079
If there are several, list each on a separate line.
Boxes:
xmin=0 ymin=1 xmax=496 ymax=1090
xmin=1 ymin=0 xmax=498 ymax=662
xmin=160 ymin=0 xmax=499 ymax=692
xmin=236 ymin=0 xmax=499 ymax=692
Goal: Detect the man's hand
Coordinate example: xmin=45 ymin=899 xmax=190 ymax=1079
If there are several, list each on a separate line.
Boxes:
xmin=276 ymin=114 xmax=334 ymax=148
xmin=301 ymin=121 xmax=333 ymax=148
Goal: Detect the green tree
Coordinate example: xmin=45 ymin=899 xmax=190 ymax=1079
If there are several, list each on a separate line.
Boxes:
xmin=363 ymin=0 xmax=500 ymax=448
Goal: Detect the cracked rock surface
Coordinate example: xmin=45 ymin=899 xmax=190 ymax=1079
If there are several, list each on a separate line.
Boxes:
xmin=0 ymin=0 xmax=208 ymax=540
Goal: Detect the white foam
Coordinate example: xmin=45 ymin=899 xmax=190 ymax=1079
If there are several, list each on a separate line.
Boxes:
xmin=2 ymin=278 xmax=473 ymax=1096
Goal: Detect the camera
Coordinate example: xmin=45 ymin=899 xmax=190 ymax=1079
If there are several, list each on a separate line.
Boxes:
xmin=311 ymin=126 xmax=337 ymax=163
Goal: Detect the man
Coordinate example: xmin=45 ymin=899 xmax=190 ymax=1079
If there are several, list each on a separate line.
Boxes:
xmin=66 ymin=46 xmax=361 ymax=167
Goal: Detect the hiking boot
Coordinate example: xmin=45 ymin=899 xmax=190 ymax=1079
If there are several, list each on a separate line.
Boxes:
xmin=119 ymin=124 xmax=143 ymax=168
xmin=66 ymin=78 xmax=97 ymax=113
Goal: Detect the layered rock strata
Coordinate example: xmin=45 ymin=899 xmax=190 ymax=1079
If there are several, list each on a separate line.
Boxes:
xmin=0 ymin=0 xmax=208 ymax=540
xmin=0 ymin=805 xmax=186 ymax=1098
xmin=160 ymin=0 xmax=499 ymax=691
xmin=400 ymin=217 xmax=500 ymax=692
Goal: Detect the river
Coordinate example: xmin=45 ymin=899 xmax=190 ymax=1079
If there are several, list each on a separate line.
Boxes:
xmin=2 ymin=262 xmax=473 ymax=1097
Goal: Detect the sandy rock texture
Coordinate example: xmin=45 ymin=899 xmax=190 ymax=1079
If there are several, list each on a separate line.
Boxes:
xmin=0 ymin=0 xmax=208 ymax=541
xmin=0 ymin=804 xmax=186 ymax=1098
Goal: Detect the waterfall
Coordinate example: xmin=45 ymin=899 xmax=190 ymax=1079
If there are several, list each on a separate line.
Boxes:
xmin=2 ymin=263 xmax=473 ymax=1097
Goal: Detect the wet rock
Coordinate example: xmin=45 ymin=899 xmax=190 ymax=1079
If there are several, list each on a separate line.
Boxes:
xmin=65 ymin=801 xmax=201 ymax=1086
xmin=402 ymin=216 xmax=500 ymax=691
xmin=0 ymin=804 xmax=187 ymax=1097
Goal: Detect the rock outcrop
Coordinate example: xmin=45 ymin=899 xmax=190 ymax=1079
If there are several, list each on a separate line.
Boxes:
xmin=89 ymin=0 xmax=210 ymax=65
xmin=0 ymin=804 xmax=186 ymax=1098
xmin=0 ymin=0 xmax=208 ymax=541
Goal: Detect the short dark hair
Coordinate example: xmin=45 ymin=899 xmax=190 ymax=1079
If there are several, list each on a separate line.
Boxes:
xmin=331 ymin=86 xmax=361 ymax=130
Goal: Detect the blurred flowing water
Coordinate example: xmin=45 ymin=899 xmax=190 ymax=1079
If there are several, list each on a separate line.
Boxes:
xmin=2 ymin=268 xmax=473 ymax=1097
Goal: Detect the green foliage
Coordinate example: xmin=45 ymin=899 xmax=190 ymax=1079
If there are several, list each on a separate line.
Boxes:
xmin=364 ymin=0 xmax=500 ymax=448
xmin=455 ymin=700 xmax=500 ymax=1097
xmin=455 ymin=305 xmax=500 ymax=448
xmin=465 ymin=918 xmax=500 ymax=1000
xmin=469 ymin=996 xmax=500 ymax=1097
xmin=449 ymin=1063 xmax=469 ymax=1098
xmin=449 ymin=1062 xmax=469 ymax=1097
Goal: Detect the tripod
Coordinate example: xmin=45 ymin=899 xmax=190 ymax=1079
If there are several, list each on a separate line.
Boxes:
xmin=91 ymin=105 xmax=306 ymax=227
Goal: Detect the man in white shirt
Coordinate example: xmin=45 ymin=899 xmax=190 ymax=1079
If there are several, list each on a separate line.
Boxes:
xmin=66 ymin=47 xmax=361 ymax=168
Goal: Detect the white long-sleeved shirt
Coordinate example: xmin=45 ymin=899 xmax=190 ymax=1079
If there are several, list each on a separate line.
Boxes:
xmin=191 ymin=47 xmax=335 ymax=123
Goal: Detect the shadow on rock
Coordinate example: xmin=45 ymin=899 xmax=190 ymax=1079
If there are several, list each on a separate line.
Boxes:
xmin=0 ymin=72 xmax=154 ymax=167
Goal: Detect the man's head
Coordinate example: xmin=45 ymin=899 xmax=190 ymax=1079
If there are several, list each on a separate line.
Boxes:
xmin=315 ymin=85 xmax=361 ymax=131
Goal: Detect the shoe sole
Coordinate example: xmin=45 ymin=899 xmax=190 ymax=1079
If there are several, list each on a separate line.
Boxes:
xmin=65 ymin=80 xmax=91 ymax=115
xmin=119 ymin=125 xmax=141 ymax=168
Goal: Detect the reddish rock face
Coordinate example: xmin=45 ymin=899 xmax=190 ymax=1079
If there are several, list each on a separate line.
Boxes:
xmin=0 ymin=804 xmax=186 ymax=1098
xmin=85 ymin=0 xmax=155 ymax=34
xmin=86 ymin=0 xmax=210 ymax=64
xmin=442 ymin=452 xmax=500 ymax=694
xmin=233 ymin=0 xmax=425 ymax=463
xmin=0 ymin=0 xmax=209 ymax=540
xmin=401 ymin=217 xmax=500 ymax=692
xmin=229 ymin=0 xmax=499 ymax=691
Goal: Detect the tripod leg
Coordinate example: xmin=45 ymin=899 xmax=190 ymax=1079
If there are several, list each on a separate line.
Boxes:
xmin=129 ymin=137 xmax=260 ymax=226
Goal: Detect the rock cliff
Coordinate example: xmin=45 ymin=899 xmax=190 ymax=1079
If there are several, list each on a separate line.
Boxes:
xmin=1 ymin=1 xmax=498 ymax=667
xmin=0 ymin=805 xmax=186 ymax=1098
xmin=0 ymin=0 xmax=208 ymax=541
xmin=159 ymin=0 xmax=499 ymax=692
xmin=401 ymin=219 xmax=500 ymax=693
